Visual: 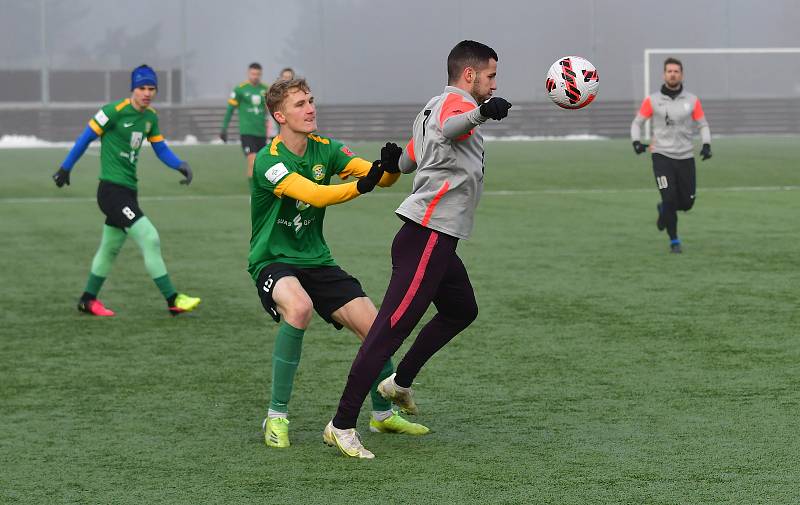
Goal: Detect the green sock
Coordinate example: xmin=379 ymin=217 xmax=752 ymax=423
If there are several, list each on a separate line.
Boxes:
xmin=370 ymin=359 xmax=395 ymax=412
xmin=84 ymin=273 xmax=106 ymax=297
xmin=154 ymin=275 xmax=177 ymax=301
xmin=84 ymin=225 xmax=127 ymax=296
xmin=269 ymin=322 xmax=305 ymax=414
xmin=127 ymin=217 xmax=176 ymax=300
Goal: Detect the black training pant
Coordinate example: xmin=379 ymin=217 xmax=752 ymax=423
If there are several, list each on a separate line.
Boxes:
xmin=332 ymin=220 xmax=478 ymax=429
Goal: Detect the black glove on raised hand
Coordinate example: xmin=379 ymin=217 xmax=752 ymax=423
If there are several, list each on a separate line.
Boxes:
xmin=177 ymin=161 xmax=193 ymax=185
xmin=219 ymin=132 xmax=228 ymax=143
xmin=479 ymin=97 xmax=512 ymax=121
xmin=380 ymin=142 xmax=402 ymax=174
xmin=52 ymin=167 xmax=71 ymax=187
xmin=633 ymin=141 xmax=649 ymax=154
xmin=700 ymin=143 xmax=712 ymax=161
xmin=356 ymin=160 xmax=385 ymax=194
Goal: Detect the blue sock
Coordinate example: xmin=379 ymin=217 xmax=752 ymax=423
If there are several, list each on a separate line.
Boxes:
xmin=670 ymin=238 xmax=681 ymax=245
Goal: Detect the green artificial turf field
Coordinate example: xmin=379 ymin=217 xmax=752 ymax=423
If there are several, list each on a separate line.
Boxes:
xmin=1 ymin=138 xmax=798 ymax=504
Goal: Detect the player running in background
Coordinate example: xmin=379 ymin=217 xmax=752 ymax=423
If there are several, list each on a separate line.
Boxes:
xmin=278 ymin=67 xmax=295 ymax=82
xmin=250 ymin=78 xmax=428 ymax=448
xmin=220 ymin=62 xmax=269 ymax=180
xmin=631 ymin=57 xmax=712 ymax=254
xmin=266 ymin=67 xmax=297 ymax=141
xmin=52 ymin=65 xmax=201 ymax=317
xmin=324 ymin=40 xmax=512 ymax=459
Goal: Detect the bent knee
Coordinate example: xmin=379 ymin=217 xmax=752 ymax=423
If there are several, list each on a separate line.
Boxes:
xmin=282 ymin=299 xmax=314 ymax=327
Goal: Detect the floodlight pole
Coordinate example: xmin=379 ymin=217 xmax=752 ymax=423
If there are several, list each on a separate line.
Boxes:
xmin=40 ymin=0 xmax=49 ymax=106
xmin=643 ymin=47 xmax=800 ymax=140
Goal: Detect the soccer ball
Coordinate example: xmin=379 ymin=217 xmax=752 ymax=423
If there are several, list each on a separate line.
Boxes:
xmin=545 ymin=56 xmax=599 ymax=109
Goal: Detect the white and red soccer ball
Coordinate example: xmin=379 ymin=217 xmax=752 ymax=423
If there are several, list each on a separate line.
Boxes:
xmin=545 ymin=56 xmax=599 ymax=109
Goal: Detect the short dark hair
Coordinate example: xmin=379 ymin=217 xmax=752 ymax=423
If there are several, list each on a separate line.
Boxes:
xmin=249 ymin=62 xmax=262 ymax=70
xmin=267 ymin=78 xmax=311 ymax=118
xmin=663 ymin=57 xmax=683 ymax=71
xmin=280 ymin=67 xmax=295 ymax=76
xmin=447 ymin=40 xmax=498 ymax=84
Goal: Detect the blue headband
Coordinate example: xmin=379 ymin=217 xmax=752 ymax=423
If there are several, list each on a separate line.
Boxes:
xmin=131 ymin=65 xmax=158 ymax=90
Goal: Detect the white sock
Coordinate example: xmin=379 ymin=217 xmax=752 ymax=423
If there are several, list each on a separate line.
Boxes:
xmin=268 ymin=409 xmax=287 ymax=419
xmin=372 ymin=410 xmax=393 ymax=421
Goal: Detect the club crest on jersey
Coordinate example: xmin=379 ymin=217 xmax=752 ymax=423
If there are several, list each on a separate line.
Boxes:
xmin=251 ymin=95 xmax=261 ymax=105
xmin=130 ymin=131 xmax=143 ymax=149
xmin=312 ymin=164 xmax=325 ymax=181
xmin=340 ymin=145 xmax=355 ymax=157
xmin=296 ymin=200 xmax=310 ymax=211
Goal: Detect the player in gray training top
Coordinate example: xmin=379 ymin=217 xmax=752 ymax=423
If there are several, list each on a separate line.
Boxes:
xmin=323 ymin=40 xmax=512 ymax=459
xmin=631 ymin=57 xmax=712 ymax=254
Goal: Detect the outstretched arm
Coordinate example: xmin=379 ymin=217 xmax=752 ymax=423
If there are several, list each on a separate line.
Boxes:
xmin=338 ymin=157 xmax=400 ymax=187
xmin=151 ymin=140 xmax=193 ymax=184
xmin=61 ymin=125 xmax=100 ymax=170
xmin=53 ymin=125 xmax=100 ymax=186
xmin=275 ymin=173 xmax=362 ymax=207
xmin=151 ymin=139 xmax=182 ymax=169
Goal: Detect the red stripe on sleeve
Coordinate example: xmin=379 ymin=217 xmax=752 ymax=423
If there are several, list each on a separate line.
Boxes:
xmin=638 ymin=96 xmax=653 ymax=118
xmin=692 ymin=98 xmax=705 ymax=121
xmin=439 ymin=93 xmax=477 ymax=131
xmin=406 ymin=138 xmax=416 ymax=163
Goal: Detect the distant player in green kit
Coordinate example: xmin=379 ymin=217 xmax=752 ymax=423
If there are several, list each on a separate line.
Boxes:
xmin=219 ymin=62 xmax=269 ymax=179
xmin=250 ymin=78 xmax=429 ymax=448
xmin=52 ymin=65 xmax=201 ymax=317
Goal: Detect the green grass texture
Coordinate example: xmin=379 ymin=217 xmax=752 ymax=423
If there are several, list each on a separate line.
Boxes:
xmin=1 ymin=138 xmax=798 ymax=504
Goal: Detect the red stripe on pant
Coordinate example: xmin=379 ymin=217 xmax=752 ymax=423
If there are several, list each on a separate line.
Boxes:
xmin=332 ymin=220 xmax=477 ymax=430
xmin=390 ymin=230 xmax=438 ymax=327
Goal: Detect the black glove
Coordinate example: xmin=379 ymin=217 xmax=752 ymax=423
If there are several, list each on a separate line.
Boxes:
xmin=380 ymin=142 xmax=402 ymax=174
xmin=479 ymin=97 xmax=512 ymax=121
xmin=219 ymin=132 xmax=228 ymax=143
xmin=177 ymin=161 xmax=193 ymax=185
xmin=633 ymin=141 xmax=648 ymax=154
xmin=356 ymin=160 xmax=384 ymax=194
xmin=700 ymin=143 xmax=712 ymax=161
xmin=52 ymin=167 xmax=70 ymax=187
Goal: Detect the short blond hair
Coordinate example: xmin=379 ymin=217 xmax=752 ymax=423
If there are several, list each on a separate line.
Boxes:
xmin=267 ymin=78 xmax=310 ymax=119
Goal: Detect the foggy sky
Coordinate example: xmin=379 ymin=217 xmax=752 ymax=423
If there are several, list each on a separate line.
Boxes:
xmin=1 ymin=0 xmax=798 ymax=104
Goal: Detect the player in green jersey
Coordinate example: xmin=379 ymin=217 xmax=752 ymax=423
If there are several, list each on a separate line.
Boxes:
xmin=250 ymin=78 xmax=429 ymax=448
xmin=220 ymin=62 xmax=269 ymax=179
xmin=52 ymin=65 xmax=201 ymax=317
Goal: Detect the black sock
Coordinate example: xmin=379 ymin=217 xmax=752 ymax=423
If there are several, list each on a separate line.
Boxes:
xmin=79 ymin=292 xmax=96 ymax=303
xmin=661 ymin=201 xmax=678 ymax=241
xmin=166 ymin=293 xmax=177 ymax=307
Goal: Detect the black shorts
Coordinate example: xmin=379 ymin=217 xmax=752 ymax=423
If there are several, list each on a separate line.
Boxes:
xmin=652 ymin=153 xmax=697 ymax=211
xmin=96 ymin=181 xmax=144 ymax=228
xmin=241 ymin=134 xmax=267 ymax=156
xmin=255 ymin=263 xmax=367 ymax=330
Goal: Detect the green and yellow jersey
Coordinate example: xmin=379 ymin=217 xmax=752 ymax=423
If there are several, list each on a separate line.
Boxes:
xmin=221 ymin=81 xmax=269 ymax=137
xmin=247 ymin=134 xmax=399 ymax=280
xmin=87 ymin=98 xmax=163 ymax=191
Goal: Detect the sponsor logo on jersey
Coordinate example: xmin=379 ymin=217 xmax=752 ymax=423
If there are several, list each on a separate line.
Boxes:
xmin=265 ymin=163 xmax=289 ymax=184
xmin=340 ymin=145 xmax=355 ymax=157
xmin=94 ymin=110 xmax=110 ymax=126
xmin=251 ymin=95 xmax=261 ymax=105
xmin=312 ymin=164 xmax=325 ymax=181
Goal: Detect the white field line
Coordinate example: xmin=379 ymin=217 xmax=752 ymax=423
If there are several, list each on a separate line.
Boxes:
xmin=0 ymin=185 xmax=797 ymax=204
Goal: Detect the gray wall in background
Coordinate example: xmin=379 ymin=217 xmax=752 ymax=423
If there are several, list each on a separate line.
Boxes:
xmin=1 ymin=0 xmax=799 ymax=105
